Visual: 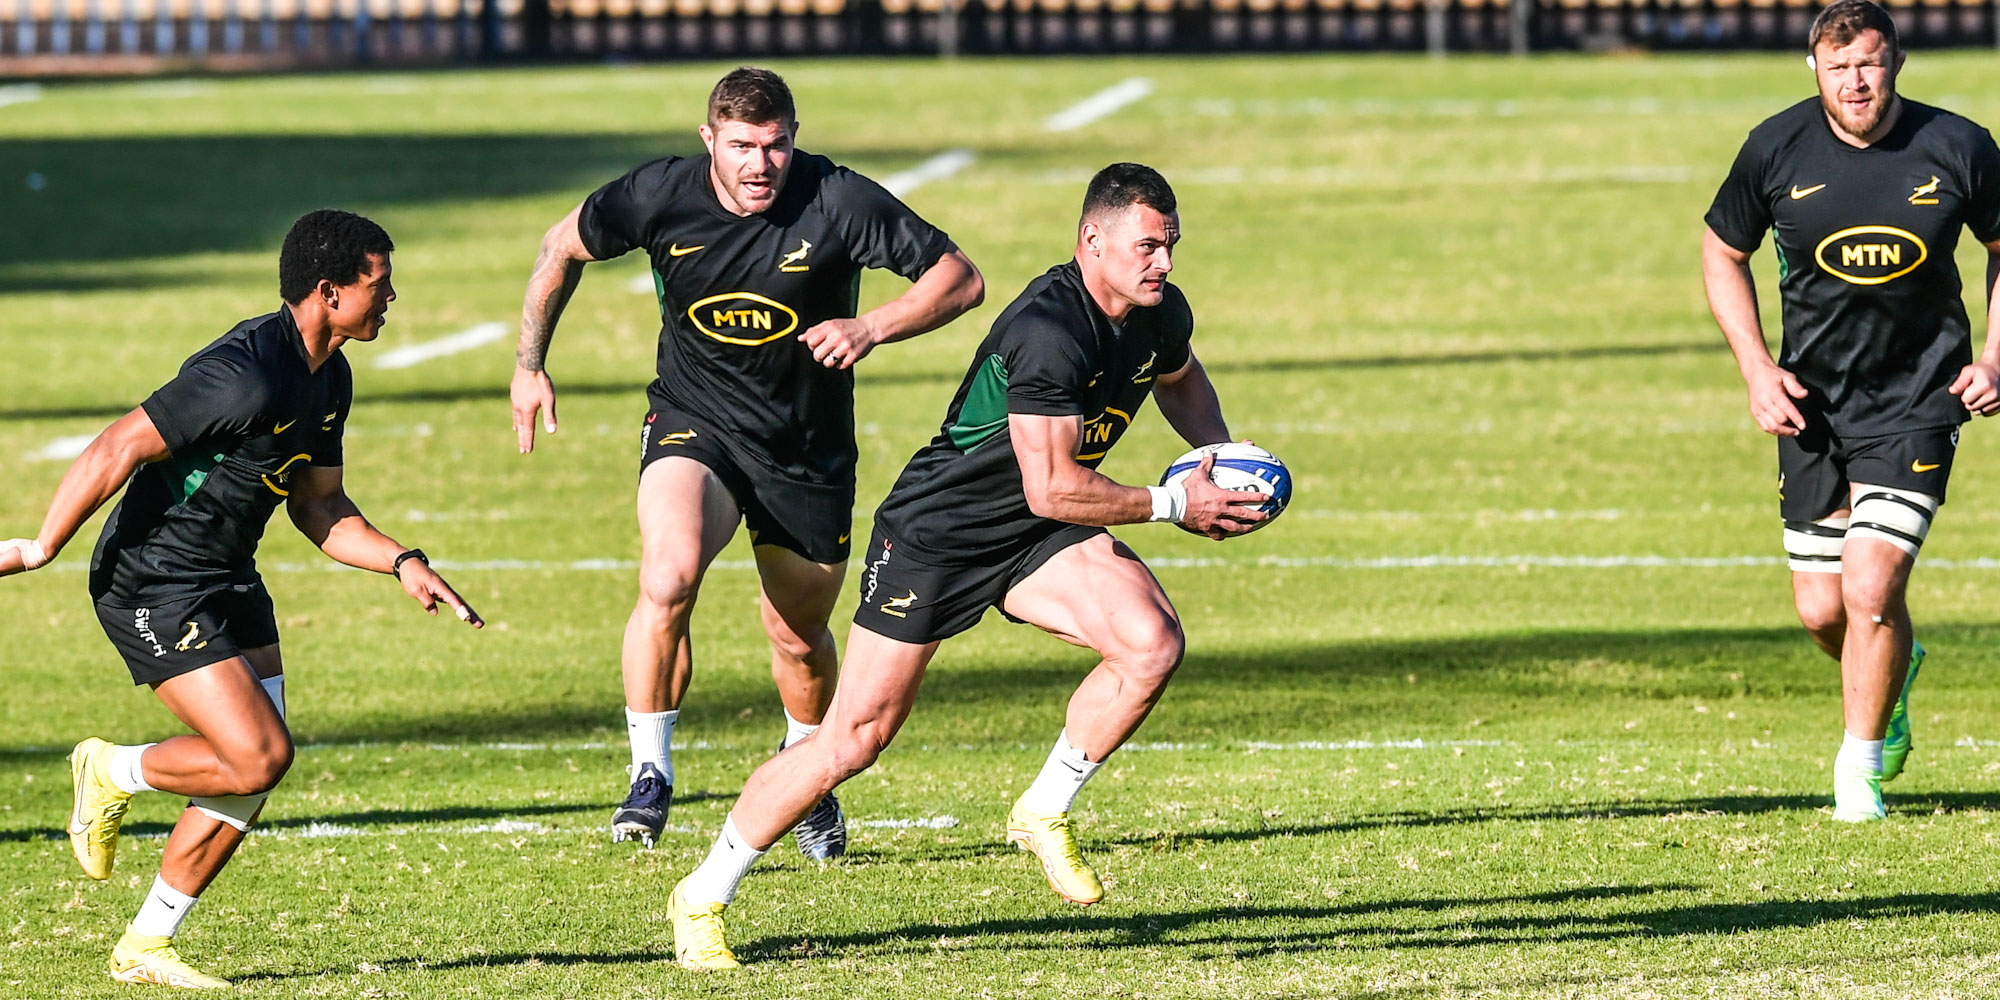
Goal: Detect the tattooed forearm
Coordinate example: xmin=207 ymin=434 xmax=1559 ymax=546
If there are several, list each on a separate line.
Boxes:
xmin=517 ymin=233 xmax=587 ymax=373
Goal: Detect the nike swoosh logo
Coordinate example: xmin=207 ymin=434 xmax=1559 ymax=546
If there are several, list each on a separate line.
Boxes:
xmin=274 ymin=419 xmax=297 ymax=434
xmin=1913 ymin=460 xmax=1941 ymax=473
xmin=67 ymin=810 xmax=87 ymax=837
xmin=1790 ymin=183 xmax=1827 ymax=200
xmin=837 ymin=534 xmax=850 ymax=544
xmin=668 ymin=244 xmax=705 ymax=257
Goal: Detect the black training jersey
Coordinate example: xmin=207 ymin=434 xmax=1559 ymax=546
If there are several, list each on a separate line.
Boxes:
xmin=1707 ymin=97 xmax=2000 ymax=436
xmin=872 ymin=261 xmax=1194 ymax=564
xmin=90 ymin=308 xmax=351 ymax=606
xmin=577 ymin=151 xmax=955 ymax=484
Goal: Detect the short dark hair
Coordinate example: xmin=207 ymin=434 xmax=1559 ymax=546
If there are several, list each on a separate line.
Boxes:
xmin=1080 ymin=163 xmax=1176 ymax=225
xmin=279 ymin=209 xmax=393 ymax=304
xmin=1810 ymin=0 xmax=1898 ymax=56
xmin=707 ymin=67 xmax=795 ymax=128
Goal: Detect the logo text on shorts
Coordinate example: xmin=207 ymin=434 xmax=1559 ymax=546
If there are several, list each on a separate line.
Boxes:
xmin=133 ymin=608 xmax=167 ymax=658
xmin=861 ymin=539 xmax=893 ymax=604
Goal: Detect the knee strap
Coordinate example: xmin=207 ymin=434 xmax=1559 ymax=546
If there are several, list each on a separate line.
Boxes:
xmin=191 ymin=675 xmax=285 ymax=832
xmin=1784 ymin=515 xmax=1849 ymax=574
xmin=1848 ymin=486 xmax=1939 ymax=558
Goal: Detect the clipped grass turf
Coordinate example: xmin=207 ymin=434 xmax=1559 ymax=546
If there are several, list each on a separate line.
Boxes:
xmin=4 ymin=54 xmax=2000 ymax=998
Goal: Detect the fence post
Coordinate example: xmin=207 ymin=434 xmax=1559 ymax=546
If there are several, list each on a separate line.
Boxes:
xmin=1508 ymin=0 xmax=1529 ymax=52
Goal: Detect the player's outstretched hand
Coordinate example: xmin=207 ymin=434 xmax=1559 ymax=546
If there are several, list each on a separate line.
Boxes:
xmin=510 ymin=367 xmax=559 ymax=454
xmin=1744 ymin=363 xmax=1809 ymax=437
xmin=1950 ymin=360 xmax=2000 ymax=417
xmin=800 ymin=318 xmax=880 ymax=370
xmin=0 ymin=538 xmax=49 ymax=578
xmin=398 ymin=562 xmax=484 ymax=629
xmin=1180 ymin=452 xmax=1270 ymax=541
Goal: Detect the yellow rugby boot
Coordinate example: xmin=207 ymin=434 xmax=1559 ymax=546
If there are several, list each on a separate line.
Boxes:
xmin=668 ymin=879 xmax=740 ymax=971
xmin=68 ymin=737 xmax=134 ymax=880
xmin=1006 ymin=801 xmax=1105 ymax=905
xmin=108 ymin=929 xmax=230 ymax=989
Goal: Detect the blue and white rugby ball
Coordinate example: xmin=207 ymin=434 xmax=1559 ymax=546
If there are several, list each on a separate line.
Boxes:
xmin=1160 ymin=442 xmax=1291 ymax=533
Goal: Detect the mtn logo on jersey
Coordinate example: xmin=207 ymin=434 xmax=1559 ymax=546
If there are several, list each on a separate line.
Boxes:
xmin=1910 ymin=175 xmax=1941 ymax=206
xmin=261 ymin=454 xmax=313 ymax=497
xmin=879 ymin=590 xmax=918 ymax=618
xmin=779 ymin=239 xmax=813 ymax=273
xmin=1815 ymin=226 xmax=1927 ymax=286
xmin=1075 ymin=407 xmax=1132 ymax=462
xmin=688 ymin=292 xmax=800 ymax=346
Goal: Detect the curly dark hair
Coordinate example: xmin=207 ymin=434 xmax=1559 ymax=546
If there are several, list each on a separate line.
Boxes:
xmin=279 ymin=209 xmax=394 ymax=304
xmin=1080 ymin=163 xmax=1176 ymax=225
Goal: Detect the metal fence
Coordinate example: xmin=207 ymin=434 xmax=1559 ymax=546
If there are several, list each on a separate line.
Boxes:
xmin=2 ymin=0 xmax=1996 ymax=71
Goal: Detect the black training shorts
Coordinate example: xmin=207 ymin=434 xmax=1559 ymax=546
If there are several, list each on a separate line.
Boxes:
xmin=852 ymin=522 xmax=1105 ymax=645
xmin=637 ymin=403 xmax=854 ymax=566
xmin=1778 ymin=423 xmax=1960 ymax=522
xmin=94 ymin=581 xmax=279 ymax=686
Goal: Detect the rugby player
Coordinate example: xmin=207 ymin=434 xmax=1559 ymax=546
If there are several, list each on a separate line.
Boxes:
xmin=1702 ymin=0 xmax=2000 ymax=821
xmin=0 ymin=209 xmax=483 ymax=989
xmin=509 ymin=67 xmax=982 ymax=858
xmin=664 ymin=163 xmax=1270 ymax=970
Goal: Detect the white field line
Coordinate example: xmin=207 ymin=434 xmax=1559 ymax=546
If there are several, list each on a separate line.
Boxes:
xmin=373 ymin=321 xmax=510 ymax=370
xmin=1044 ymin=77 xmax=1154 ymax=132
xmin=1158 ymin=96 xmax=1784 ymax=118
xmin=31 ymin=434 xmax=95 ymax=462
xmin=880 ymin=148 xmax=976 ymax=197
xmin=627 ymin=270 xmax=657 ymax=294
xmin=0 ymin=83 xmax=42 ymax=109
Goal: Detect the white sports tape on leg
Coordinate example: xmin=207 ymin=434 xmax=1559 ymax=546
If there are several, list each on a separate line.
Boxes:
xmin=191 ymin=675 xmax=285 ymax=832
xmin=1847 ymin=486 xmax=1939 ymax=558
xmin=1784 ymin=515 xmax=1849 ymax=574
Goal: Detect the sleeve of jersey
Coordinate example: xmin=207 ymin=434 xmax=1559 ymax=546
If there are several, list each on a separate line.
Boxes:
xmin=309 ymin=358 xmax=353 ymax=468
xmin=139 ymin=355 xmax=270 ymax=457
xmin=1703 ymin=134 xmax=1773 ymax=254
xmin=1003 ymin=314 xmax=1090 ymax=417
xmin=824 ymin=167 xmax=955 ymax=279
xmin=1964 ymin=127 xmax=2000 ymax=245
xmin=575 ymin=159 xmax=676 ymax=262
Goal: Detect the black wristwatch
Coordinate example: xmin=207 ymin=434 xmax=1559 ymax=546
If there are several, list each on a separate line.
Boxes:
xmin=391 ymin=548 xmax=429 ymax=578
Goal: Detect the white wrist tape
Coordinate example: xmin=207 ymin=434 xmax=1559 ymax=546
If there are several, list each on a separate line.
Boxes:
xmin=1147 ymin=483 xmax=1188 ymax=523
xmin=15 ymin=540 xmax=48 ymax=570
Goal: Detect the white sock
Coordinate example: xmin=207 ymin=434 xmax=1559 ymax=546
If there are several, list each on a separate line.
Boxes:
xmin=680 ymin=815 xmax=767 ymax=906
xmin=1836 ymin=730 xmax=1885 ymax=774
xmin=1016 ymin=730 xmax=1103 ymax=816
xmin=780 ymin=709 xmax=819 ymax=751
xmin=129 ymin=874 xmax=197 ymax=938
xmin=109 ymin=744 xmax=157 ymax=795
xmin=626 ymin=708 xmax=675 ymax=782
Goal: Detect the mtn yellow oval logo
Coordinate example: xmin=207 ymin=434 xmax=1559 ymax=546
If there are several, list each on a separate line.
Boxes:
xmin=1815 ymin=226 xmax=1927 ymax=286
xmin=1074 ymin=407 xmax=1131 ymax=461
xmin=688 ymin=292 xmax=800 ymax=346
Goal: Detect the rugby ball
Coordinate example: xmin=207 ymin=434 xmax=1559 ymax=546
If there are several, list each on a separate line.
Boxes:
xmin=1160 ymin=442 xmax=1291 ymax=533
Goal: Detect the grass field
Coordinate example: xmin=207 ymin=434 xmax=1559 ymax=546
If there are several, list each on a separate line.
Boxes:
xmin=5 ymin=52 xmax=2000 ymax=998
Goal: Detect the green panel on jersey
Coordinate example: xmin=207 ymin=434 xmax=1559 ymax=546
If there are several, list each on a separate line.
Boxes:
xmin=161 ymin=450 xmax=226 ymax=506
xmin=652 ymin=268 xmax=666 ymax=319
xmin=946 ymin=354 xmax=1010 ymax=452
xmin=1774 ymin=235 xmax=1789 ymax=281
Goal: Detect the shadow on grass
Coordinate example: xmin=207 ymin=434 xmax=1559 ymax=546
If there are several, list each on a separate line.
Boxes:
xmin=0 ymin=791 xmax=728 ymax=843
xmin=0 ymin=341 xmax=1722 ymax=422
xmin=9 ymin=622 xmax=2000 ymax=749
xmin=252 ymin=884 xmax=2000 ymax=978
